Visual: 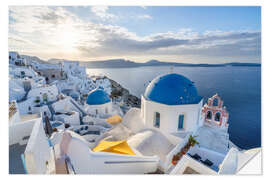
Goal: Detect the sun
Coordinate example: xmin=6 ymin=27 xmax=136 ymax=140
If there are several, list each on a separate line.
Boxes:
xmin=54 ymin=24 xmax=82 ymax=52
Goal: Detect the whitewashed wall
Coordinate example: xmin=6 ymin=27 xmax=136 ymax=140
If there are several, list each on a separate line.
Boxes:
xmin=9 ymin=117 xmax=39 ymax=145
xmin=24 ymin=118 xmax=52 ymax=174
xmin=17 ymin=97 xmax=36 ymax=114
xmin=142 ymin=96 xmax=203 ymax=134
xmin=52 ymin=97 xmax=79 ymax=113
xmin=10 ymin=66 xmax=37 ymax=78
xmin=188 ymin=146 xmax=226 ymax=167
xmin=122 ymin=108 xmax=145 ymax=133
xmin=64 ymin=112 xmax=80 ymax=125
xmin=170 ymin=155 xmax=217 ymax=174
xmin=85 ymin=102 xmax=112 ymax=116
xmin=163 ymin=134 xmax=189 ymax=171
xmin=27 ymin=85 xmax=58 ymax=103
xmin=67 ymin=137 xmax=159 ymax=174
xmin=9 ymin=110 xmax=20 ymax=124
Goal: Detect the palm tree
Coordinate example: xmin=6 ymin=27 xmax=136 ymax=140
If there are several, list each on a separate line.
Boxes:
xmin=187 ymin=135 xmax=200 ymax=148
xmin=182 ymin=135 xmax=200 ymax=152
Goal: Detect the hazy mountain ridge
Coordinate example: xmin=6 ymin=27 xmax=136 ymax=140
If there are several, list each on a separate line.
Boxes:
xmin=23 ymin=54 xmax=261 ymax=68
xmin=80 ymin=59 xmax=261 ymax=68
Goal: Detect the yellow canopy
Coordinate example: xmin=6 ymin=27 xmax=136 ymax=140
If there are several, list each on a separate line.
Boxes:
xmin=106 ymin=115 xmax=122 ymax=125
xmin=93 ymin=140 xmax=135 ymax=155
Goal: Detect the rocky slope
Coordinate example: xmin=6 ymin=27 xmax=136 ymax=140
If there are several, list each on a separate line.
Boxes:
xmin=91 ymin=75 xmax=141 ymax=112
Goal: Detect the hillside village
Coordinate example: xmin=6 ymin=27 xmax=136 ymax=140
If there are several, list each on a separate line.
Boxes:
xmin=9 ymin=51 xmax=261 ymax=174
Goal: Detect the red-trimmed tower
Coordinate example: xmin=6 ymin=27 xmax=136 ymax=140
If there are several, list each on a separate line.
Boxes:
xmin=201 ymin=94 xmax=229 ymax=130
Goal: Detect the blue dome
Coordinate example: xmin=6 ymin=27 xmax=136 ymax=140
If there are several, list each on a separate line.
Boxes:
xmin=86 ymin=88 xmax=111 ymax=105
xmin=144 ymin=73 xmax=202 ymax=105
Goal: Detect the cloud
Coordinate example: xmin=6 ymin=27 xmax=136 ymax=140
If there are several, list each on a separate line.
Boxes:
xmin=90 ymin=6 xmax=117 ymax=20
xmin=137 ymin=14 xmax=152 ymax=20
xmin=9 ymin=6 xmax=261 ymax=62
xmin=77 ymin=24 xmax=260 ymax=62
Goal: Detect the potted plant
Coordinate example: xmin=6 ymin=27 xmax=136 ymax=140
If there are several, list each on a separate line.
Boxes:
xmin=172 ymin=154 xmax=180 ymax=165
xmin=172 ymin=135 xmax=200 ymax=165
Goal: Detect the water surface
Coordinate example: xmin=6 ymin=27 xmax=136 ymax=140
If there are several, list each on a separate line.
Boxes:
xmin=87 ymin=66 xmax=261 ymax=149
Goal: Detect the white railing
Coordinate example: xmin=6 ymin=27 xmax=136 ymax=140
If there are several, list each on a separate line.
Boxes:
xmin=163 ymin=135 xmax=189 ymax=172
xmin=170 ymin=155 xmax=217 ymax=174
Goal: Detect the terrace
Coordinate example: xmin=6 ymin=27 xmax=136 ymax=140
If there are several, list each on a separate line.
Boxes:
xmin=187 ymin=146 xmax=226 ymax=172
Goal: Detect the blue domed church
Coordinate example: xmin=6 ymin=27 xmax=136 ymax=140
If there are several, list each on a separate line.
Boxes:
xmin=141 ymin=73 xmax=204 ymax=134
xmin=85 ymin=88 xmax=112 ymax=116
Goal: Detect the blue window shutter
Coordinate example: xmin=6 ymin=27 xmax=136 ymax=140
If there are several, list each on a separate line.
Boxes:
xmin=154 ymin=112 xmax=160 ymax=128
xmin=178 ymin=115 xmax=184 ymax=129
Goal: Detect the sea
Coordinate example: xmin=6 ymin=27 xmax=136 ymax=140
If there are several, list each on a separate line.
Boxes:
xmin=87 ymin=66 xmax=261 ymax=150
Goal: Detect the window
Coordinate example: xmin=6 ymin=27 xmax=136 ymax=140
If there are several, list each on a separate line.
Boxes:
xmin=43 ymin=93 xmax=48 ymax=102
xmin=154 ymin=112 xmax=160 ymax=128
xmin=215 ymin=112 xmax=221 ymax=122
xmin=96 ymin=109 xmax=98 ymax=114
xmin=206 ymin=111 xmax=212 ymax=120
xmin=178 ymin=114 xmax=184 ymax=130
xmin=213 ymin=98 xmax=219 ymax=106
xmin=21 ymin=71 xmax=25 ymax=78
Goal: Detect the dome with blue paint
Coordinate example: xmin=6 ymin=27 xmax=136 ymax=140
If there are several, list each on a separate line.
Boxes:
xmin=86 ymin=88 xmax=111 ymax=105
xmin=144 ymin=73 xmax=202 ymax=105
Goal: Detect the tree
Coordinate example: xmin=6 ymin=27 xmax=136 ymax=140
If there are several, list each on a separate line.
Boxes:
xmin=187 ymin=135 xmax=200 ymax=148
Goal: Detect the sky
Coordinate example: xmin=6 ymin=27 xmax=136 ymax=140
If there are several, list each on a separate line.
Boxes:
xmin=8 ymin=6 xmax=261 ymax=63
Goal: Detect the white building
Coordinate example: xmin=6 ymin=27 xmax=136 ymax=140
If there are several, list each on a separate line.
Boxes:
xmin=9 ymin=101 xmax=41 ymax=146
xmin=21 ymin=72 xmax=261 ymax=174
xmin=9 ymin=51 xmax=26 ymax=66
xmin=9 ymin=65 xmax=37 ymax=79
xmin=54 ymin=111 xmax=80 ymax=125
xmin=60 ymin=61 xmax=86 ymax=78
xmin=9 ymin=78 xmax=26 ymax=102
xmin=27 ymin=84 xmax=59 ymax=104
xmin=141 ymin=73 xmax=203 ymax=135
xmin=85 ymin=88 xmax=112 ymax=117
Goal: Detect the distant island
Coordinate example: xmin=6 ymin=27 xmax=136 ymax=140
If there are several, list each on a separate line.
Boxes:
xmin=21 ymin=54 xmax=261 ymax=69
